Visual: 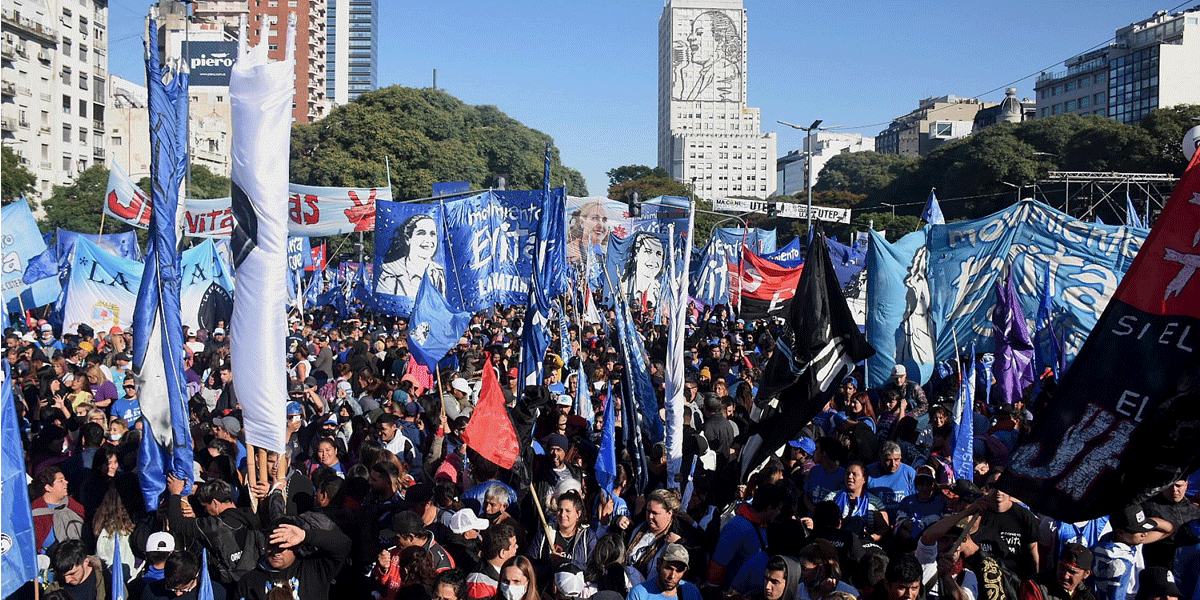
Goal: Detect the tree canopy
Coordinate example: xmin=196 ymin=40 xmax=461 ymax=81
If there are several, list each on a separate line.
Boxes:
xmin=816 ymin=105 xmax=1200 ymax=221
xmin=39 ymin=165 xmax=134 ymax=237
xmin=2 ymin=146 xmax=38 ymax=207
xmin=290 ymin=86 xmax=588 ymax=200
xmin=136 ymin=164 xmax=231 ymax=200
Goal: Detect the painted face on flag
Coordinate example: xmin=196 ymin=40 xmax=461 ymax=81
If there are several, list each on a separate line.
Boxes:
xmin=409 ymin=216 xmax=438 ymax=262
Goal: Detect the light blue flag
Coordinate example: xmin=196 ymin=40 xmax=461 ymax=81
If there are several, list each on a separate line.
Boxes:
xmin=22 ymin=246 xmax=60 ymax=285
xmin=2 ymin=199 xmax=61 ymax=312
xmin=408 ymin=271 xmax=472 ymax=370
xmin=137 ymin=418 xmax=167 ymax=513
xmin=595 ymin=382 xmax=617 ymax=497
xmin=612 ymin=288 xmax=664 ymax=445
xmin=1 ymin=313 xmax=37 ymax=597
xmin=111 ymin=532 xmax=126 ymax=600
xmin=921 ymin=188 xmax=945 ymax=225
xmin=133 ymin=17 xmax=193 ymax=511
xmin=198 ymin=549 xmax=215 ymax=600
xmin=953 ymin=343 xmax=976 ymax=483
xmin=1125 ymin=192 xmax=1145 ymax=229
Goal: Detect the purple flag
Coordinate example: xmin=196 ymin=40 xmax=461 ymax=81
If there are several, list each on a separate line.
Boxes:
xmin=992 ymin=272 xmax=1034 ymax=404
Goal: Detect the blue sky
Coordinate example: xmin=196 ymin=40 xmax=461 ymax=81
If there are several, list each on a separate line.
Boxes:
xmin=107 ymin=0 xmax=1177 ymax=196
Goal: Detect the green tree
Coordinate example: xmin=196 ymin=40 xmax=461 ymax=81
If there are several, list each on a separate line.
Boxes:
xmin=814 ymin=151 xmax=917 ymax=195
xmin=606 ymin=165 xmax=667 ymax=187
xmin=40 ymin=165 xmax=135 ymax=236
xmin=2 ymin=145 xmax=38 ymax=206
xmin=1137 ymin=104 xmax=1200 ymax=175
xmin=291 ymin=86 xmax=588 ymax=200
xmin=137 ymin=164 xmax=230 ymax=199
xmin=850 ymin=212 xmax=921 ymax=242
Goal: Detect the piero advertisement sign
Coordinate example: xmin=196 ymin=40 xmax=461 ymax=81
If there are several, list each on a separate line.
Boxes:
xmin=181 ymin=41 xmax=237 ymax=87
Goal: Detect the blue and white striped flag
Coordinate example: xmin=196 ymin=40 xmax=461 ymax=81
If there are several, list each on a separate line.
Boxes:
xmin=133 ymin=16 xmax=193 ymax=510
xmin=921 ymin=188 xmax=945 ymax=225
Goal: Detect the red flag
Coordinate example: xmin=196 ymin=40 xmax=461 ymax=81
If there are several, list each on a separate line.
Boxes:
xmin=462 ymin=355 xmax=519 ymax=469
xmin=404 ymin=357 xmax=434 ymax=393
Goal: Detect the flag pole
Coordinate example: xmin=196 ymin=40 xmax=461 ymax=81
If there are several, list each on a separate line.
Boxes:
xmin=97 ymin=211 xmax=107 ymax=243
xmin=528 ymin=481 xmax=560 ymax=557
xmin=245 ymin=443 xmax=259 ymax=511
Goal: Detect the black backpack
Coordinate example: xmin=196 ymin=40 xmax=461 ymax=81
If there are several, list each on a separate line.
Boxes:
xmin=199 ymin=514 xmax=265 ymax=584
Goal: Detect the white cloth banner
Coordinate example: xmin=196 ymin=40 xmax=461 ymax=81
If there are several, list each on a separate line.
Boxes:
xmin=104 ymin=161 xmax=387 ymax=237
xmin=713 ymin=197 xmax=851 ymax=224
xmin=229 ymin=21 xmax=294 ymax=454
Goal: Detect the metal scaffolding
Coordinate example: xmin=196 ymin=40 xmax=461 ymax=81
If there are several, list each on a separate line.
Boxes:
xmin=1027 ymin=171 xmax=1178 ymax=226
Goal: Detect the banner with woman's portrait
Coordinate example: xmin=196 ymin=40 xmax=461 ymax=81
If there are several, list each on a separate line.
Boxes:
xmin=371 ymin=200 xmax=445 ymax=317
xmin=565 ymin=196 xmax=691 ymax=269
xmin=601 ymin=230 xmax=688 ymax=316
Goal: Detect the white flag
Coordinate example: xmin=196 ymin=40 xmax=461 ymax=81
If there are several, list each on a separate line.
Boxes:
xmin=664 ymin=208 xmax=695 ymax=487
xmin=229 ymin=17 xmax=295 ymax=453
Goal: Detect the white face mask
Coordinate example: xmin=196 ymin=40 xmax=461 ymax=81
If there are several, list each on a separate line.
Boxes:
xmin=108 ymin=433 xmax=122 ymax=442
xmin=499 ymin=583 xmax=525 ymax=600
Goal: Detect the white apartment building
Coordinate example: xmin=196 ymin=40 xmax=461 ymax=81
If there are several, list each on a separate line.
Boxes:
xmin=1035 ymin=6 xmax=1200 ymax=124
xmin=657 ymin=0 xmax=776 ymax=200
xmin=2 ymin=0 xmax=109 ymax=204
xmin=777 ymin=131 xmax=872 ymax=196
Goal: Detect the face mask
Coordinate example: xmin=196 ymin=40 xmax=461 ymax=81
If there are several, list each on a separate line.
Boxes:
xmin=499 ymin=584 xmax=526 ymax=600
xmin=108 ymin=433 xmax=122 ymax=442
xmin=338 ymin=413 xmax=351 ymax=424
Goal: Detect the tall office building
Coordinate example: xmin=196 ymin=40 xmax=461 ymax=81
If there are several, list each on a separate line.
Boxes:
xmin=657 ymin=0 xmax=776 ymax=200
xmin=1034 ymin=6 xmax=1200 ymax=124
xmin=247 ymin=0 xmax=330 ymax=123
xmin=2 ymin=0 xmax=109 ymax=203
xmin=327 ymin=0 xmax=376 ymax=105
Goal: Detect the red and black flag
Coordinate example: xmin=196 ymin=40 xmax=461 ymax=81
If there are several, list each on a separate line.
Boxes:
xmin=730 ymin=246 xmax=804 ymax=320
xmin=745 ymin=233 xmax=875 ymax=477
xmin=1000 ymin=149 xmax=1200 ymax=521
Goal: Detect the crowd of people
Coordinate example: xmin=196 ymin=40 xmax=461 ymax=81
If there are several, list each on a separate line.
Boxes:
xmin=6 ymin=297 xmax=1199 ymax=600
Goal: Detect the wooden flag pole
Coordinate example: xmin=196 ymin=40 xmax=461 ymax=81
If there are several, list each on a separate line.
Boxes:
xmin=528 ymin=482 xmax=560 ymax=557
xmin=97 ymin=211 xmax=106 ymax=243
xmin=245 ymin=444 xmax=259 ymax=511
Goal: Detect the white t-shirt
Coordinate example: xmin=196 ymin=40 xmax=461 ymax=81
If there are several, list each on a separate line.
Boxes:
xmin=915 ymin=540 xmax=978 ymax=600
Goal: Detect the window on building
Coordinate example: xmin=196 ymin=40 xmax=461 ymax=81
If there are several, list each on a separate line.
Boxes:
xmin=932 ymin=122 xmax=953 ymax=137
xmin=79 ymin=128 xmax=86 ymax=143
xmin=1079 ymin=96 xmax=1090 ymax=108
xmin=79 ymin=73 xmax=87 ymax=90
xmin=1052 ymin=85 xmax=1062 ymax=96
xmin=63 ymin=156 xmax=72 ymax=171
xmin=79 ymin=44 xmax=86 ymax=60
xmin=1094 ymin=92 xmax=1105 ymax=105
xmin=62 ymin=95 xmax=71 ymax=112
xmin=79 ymin=99 xmax=86 ymax=117
xmin=1065 ymin=80 xmax=1075 ymax=92
xmin=63 ymin=38 xmax=72 ymax=56
xmin=61 ymin=66 xmax=72 ymax=85
xmin=63 ymin=124 xmax=71 ymax=142
xmin=112 ymin=136 xmax=121 ymax=146
xmin=1065 ymin=100 xmax=1076 ymax=111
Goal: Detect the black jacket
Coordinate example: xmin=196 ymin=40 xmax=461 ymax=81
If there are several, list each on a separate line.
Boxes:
xmin=236 ymin=526 xmax=352 ymax=600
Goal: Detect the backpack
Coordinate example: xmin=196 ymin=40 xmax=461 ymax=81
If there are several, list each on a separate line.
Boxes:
xmin=32 ymin=503 xmax=84 ymax=544
xmin=199 ymin=514 xmax=265 ymax=584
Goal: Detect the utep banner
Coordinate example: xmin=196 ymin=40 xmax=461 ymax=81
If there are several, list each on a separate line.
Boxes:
xmin=713 ymin=197 xmax=852 ymax=224
xmin=2 ymin=199 xmax=61 ymax=312
xmin=62 ymin=238 xmax=232 ymax=334
xmin=566 ymin=195 xmax=690 ymax=265
xmin=999 ymin=151 xmax=1200 ymax=521
xmin=105 ymin=161 xmax=384 ymax=237
xmin=865 ymin=200 xmax=1146 ymax=388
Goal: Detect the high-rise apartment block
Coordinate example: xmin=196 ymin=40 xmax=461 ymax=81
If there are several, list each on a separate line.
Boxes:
xmin=777 ymin=132 xmax=872 ymax=196
xmin=2 ymin=0 xmax=109 ymax=202
xmin=247 ymin=0 xmax=330 ymax=123
xmin=327 ymin=0 xmax=376 ymax=105
xmin=657 ymin=0 xmax=776 ymax=200
xmin=1034 ymin=6 xmax=1200 ymax=124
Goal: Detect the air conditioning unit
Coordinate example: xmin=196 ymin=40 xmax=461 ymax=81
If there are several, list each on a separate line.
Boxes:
xmin=38 ymin=48 xmax=51 ymax=62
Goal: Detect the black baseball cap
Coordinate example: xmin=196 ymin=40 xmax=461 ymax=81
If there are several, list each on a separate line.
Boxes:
xmin=1111 ymin=505 xmax=1156 ymax=533
xmin=381 ymin=511 xmax=427 ymax=541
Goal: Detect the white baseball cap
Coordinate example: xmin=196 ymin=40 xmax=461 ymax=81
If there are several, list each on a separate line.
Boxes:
xmin=451 ymin=378 xmax=471 ymax=395
xmin=448 ymin=508 xmax=490 ymax=534
xmin=146 ymin=531 xmax=176 ymax=553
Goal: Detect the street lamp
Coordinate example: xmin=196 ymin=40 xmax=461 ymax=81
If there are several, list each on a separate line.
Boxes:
xmin=778 ymin=119 xmax=839 ymax=231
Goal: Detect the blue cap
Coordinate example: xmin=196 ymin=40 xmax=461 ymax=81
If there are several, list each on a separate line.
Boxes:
xmin=548 ymin=383 xmax=566 ymax=395
xmin=788 ymin=437 xmax=817 ymax=455
xmin=841 ymin=376 xmax=858 ymax=388
xmin=286 ymin=401 xmax=303 ymax=415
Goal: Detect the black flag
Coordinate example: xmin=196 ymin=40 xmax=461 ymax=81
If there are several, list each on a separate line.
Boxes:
xmin=999 ymin=150 xmax=1200 ymax=521
xmin=745 ymin=232 xmax=875 ymax=477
